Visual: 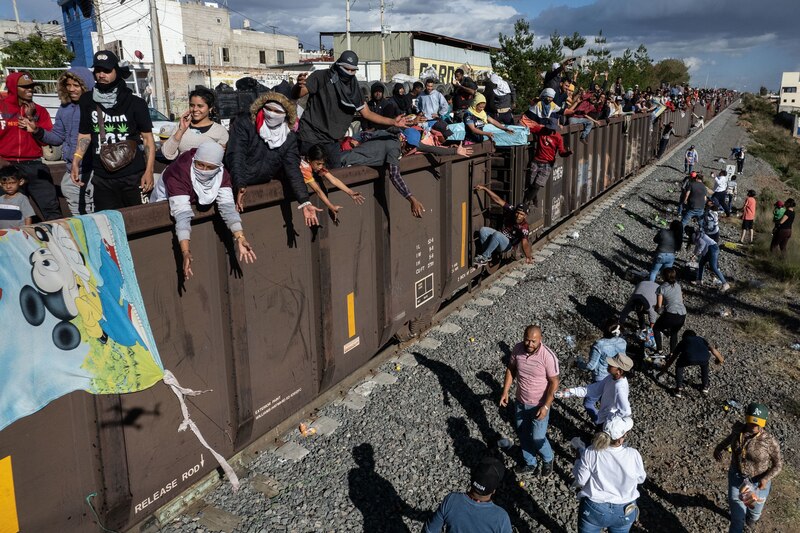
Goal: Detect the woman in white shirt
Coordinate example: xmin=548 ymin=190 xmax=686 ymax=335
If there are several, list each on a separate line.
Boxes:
xmin=572 ymin=416 xmax=646 ymax=533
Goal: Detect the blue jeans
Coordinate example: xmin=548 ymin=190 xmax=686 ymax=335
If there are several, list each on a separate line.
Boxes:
xmin=728 ymin=469 xmax=771 ymax=533
xmin=697 ymin=244 xmax=726 ymax=284
xmin=477 ymin=227 xmax=511 ymax=258
xmin=583 ymin=388 xmax=601 ymax=426
xmin=570 ymin=117 xmax=594 ymax=139
xmin=514 ymin=402 xmax=553 ymax=467
xmin=685 ymin=163 xmax=694 ymax=173
xmin=681 ymin=208 xmax=704 ymax=226
xmin=649 ymin=252 xmax=675 ymax=281
xmin=578 ymin=498 xmax=638 ymax=533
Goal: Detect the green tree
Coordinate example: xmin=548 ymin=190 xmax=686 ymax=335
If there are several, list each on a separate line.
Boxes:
xmin=1 ymin=35 xmax=74 ymax=82
xmin=610 ymin=48 xmax=637 ymax=92
xmin=492 ymin=19 xmax=539 ymax=112
xmin=759 ymin=86 xmax=768 ymax=96
xmin=651 ymin=58 xmax=690 ymax=88
xmin=563 ymin=31 xmax=586 ymax=58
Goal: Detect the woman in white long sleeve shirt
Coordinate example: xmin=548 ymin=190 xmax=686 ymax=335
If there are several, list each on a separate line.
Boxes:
xmin=572 ymin=416 xmax=646 ymax=533
xmin=557 ymin=353 xmax=632 ymax=428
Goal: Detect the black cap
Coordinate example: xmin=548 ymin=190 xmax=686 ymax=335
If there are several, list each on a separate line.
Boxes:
xmin=515 ymin=203 xmax=530 ymax=214
xmin=92 ymin=50 xmax=120 ymax=71
xmin=471 ymin=456 xmax=505 ymax=496
xmin=337 ymin=50 xmax=359 ymax=68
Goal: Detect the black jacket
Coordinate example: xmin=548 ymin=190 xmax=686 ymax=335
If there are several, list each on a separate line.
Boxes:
xmin=225 ymin=116 xmax=308 ymax=204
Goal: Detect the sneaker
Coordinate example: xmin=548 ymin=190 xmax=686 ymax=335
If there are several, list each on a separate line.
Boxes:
xmin=673 ymin=388 xmax=684 ymax=398
xmin=580 ymin=137 xmax=589 ymax=145
xmin=473 ymin=255 xmax=488 ymax=266
xmin=514 ymin=464 xmax=537 ymax=476
xmin=720 ymin=283 xmax=731 ymax=293
xmin=540 ymin=461 xmax=554 ymax=477
xmin=701 ymin=388 xmax=710 ymax=396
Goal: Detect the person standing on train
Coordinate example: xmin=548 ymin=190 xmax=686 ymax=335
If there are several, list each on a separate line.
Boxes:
xmin=519 ymin=116 xmax=573 ymax=207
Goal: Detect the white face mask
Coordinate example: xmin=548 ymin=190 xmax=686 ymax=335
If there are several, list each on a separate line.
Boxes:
xmin=263 ymin=108 xmax=285 ymax=128
xmin=193 ymin=165 xmax=219 ymax=181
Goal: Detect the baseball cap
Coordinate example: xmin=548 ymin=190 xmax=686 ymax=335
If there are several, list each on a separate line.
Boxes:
xmin=607 ymin=353 xmax=633 ymax=372
xmin=92 ymin=50 xmax=120 ymax=71
xmin=604 ymin=416 xmax=634 ymax=440
xmin=775 ymin=200 xmax=785 ymax=208
xmin=514 ymin=203 xmax=530 ymax=215
xmin=402 ymin=127 xmax=421 ymax=148
xmin=15 ymin=72 xmax=41 ymax=88
xmin=158 ymin=124 xmax=176 ymax=139
xmin=471 ymin=456 xmax=505 ymax=496
xmin=336 ymin=50 xmax=359 ymax=69
xmin=746 ymin=403 xmax=768 ymax=427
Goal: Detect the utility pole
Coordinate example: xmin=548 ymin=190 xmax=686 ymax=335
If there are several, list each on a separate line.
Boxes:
xmin=11 ymin=0 xmax=22 ymax=37
xmin=379 ymin=0 xmax=385 ymax=82
xmin=345 ymin=0 xmax=351 ymax=49
xmin=92 ymin=0 xmax=105 ymax=49
xmin=148 ymin=0 xmax=171 ymax=115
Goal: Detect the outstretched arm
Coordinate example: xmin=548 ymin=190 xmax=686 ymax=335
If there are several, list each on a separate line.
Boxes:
xmin=473 ymin=183 xmax=505 ymax=207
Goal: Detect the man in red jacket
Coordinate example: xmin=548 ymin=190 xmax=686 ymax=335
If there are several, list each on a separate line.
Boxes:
xmin=0 ymin=71 xmax=60 ymax=220
xmin=520 ymin=116 xmax=572 ymax=206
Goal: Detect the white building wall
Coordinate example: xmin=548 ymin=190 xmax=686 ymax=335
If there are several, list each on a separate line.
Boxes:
xmin=95 ymin=0 xmax=185 ymax=65
xmin=779 ymin=71 xmax=800 ymax=113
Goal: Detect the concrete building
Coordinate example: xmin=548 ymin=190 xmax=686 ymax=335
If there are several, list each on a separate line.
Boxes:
xmin=0 ymin=19 xmax=64 ymax=45
xmin=779 ymin=71 xmax=800 ymax=113
xmin=57 ymin=0 xmax=300 ymax=75
xmin=320 ymin=30 xmax=495 ymax=83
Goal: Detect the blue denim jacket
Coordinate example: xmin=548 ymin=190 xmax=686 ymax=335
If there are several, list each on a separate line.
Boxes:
xmin=578 ymin=336 xmax=627 ymax=381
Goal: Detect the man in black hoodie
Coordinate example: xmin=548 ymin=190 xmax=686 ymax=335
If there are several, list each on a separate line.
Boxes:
xmin=364 ymin=82 xmax=399 ymax=130
xmin=73 ymin=50 xmax=155 ymax=211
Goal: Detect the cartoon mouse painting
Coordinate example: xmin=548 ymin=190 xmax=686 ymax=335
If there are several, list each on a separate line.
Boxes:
xmin=18 ymin=224 xmax=107 ymax=350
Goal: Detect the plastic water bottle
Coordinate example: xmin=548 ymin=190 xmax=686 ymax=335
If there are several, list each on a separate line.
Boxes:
xmin=564 ymin=335 xmax=576 ymax=350
xmin=726 ymin=400 xmax=743 ymax=411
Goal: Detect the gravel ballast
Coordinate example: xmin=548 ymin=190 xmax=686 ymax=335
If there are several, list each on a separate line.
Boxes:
xmin=167 ymin=106 xmax=799 ymax=533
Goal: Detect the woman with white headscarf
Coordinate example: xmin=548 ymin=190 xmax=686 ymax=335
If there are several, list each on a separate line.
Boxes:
xmin=163 ymin=141 xmax=257 ymax=280
xmin=487 ymin=73 xmax=515 ymax=125
xmin=225 ymin=91 xmax=321 ymax=224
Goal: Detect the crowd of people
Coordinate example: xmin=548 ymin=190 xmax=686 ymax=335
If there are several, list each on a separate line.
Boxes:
xmin=0 ymin=42 xmax=788 ymax=532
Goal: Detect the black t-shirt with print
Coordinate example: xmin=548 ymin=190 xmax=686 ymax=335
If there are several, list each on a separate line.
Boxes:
xmin=78 ymin=91 xmax=153 ymax=179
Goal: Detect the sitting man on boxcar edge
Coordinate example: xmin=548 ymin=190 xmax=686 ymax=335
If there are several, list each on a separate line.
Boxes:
xmin=363 ymin=82 xmax=399 ymax=130
xmin=472 ymin=184 xmax=532 ymax=265
xmin=518 ymin=116 xmax=573 ymax=207
xmin=292 ymin=51 xmax=406 ymax=168
xmin=224 ymin=91 xmax=321 ymax=226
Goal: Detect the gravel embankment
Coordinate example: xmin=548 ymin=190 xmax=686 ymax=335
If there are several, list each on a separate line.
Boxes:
xmin=168 ymin=106 xmax=799 ymax=533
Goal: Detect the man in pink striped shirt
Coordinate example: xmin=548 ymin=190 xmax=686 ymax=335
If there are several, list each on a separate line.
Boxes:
xmin=500 ymin=325 xmax=560 ymax=477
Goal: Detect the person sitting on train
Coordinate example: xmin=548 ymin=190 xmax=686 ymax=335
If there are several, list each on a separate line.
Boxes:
xmin=527 ymin=88 xmax=561 ymax=125
xmin=338 ymin=130 xmax=425 ymax=218
xmin=472 ymin=184 xmax=532 ymax=266
xmin=292 ymin=50 xmax=407 ymax=168
xmin=162 ymin=141 xmax=257 ymax=280
xmin=224 ymin=91 xmax=321 ymax=225
xmin=363 ymin=82 xmax=400 ymax=131
xmin=462 ymin=94 xmax=514 ymax=144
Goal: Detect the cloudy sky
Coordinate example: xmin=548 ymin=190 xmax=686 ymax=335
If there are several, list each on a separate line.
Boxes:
xmin=4 ymin=0 xmax=799 ymax=90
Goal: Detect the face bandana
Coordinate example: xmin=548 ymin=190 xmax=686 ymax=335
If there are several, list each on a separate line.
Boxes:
xmin=190 ymin=159 xmax=224 ymax=205
xmin=258 ymin=107 xmax=289 ymax=149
